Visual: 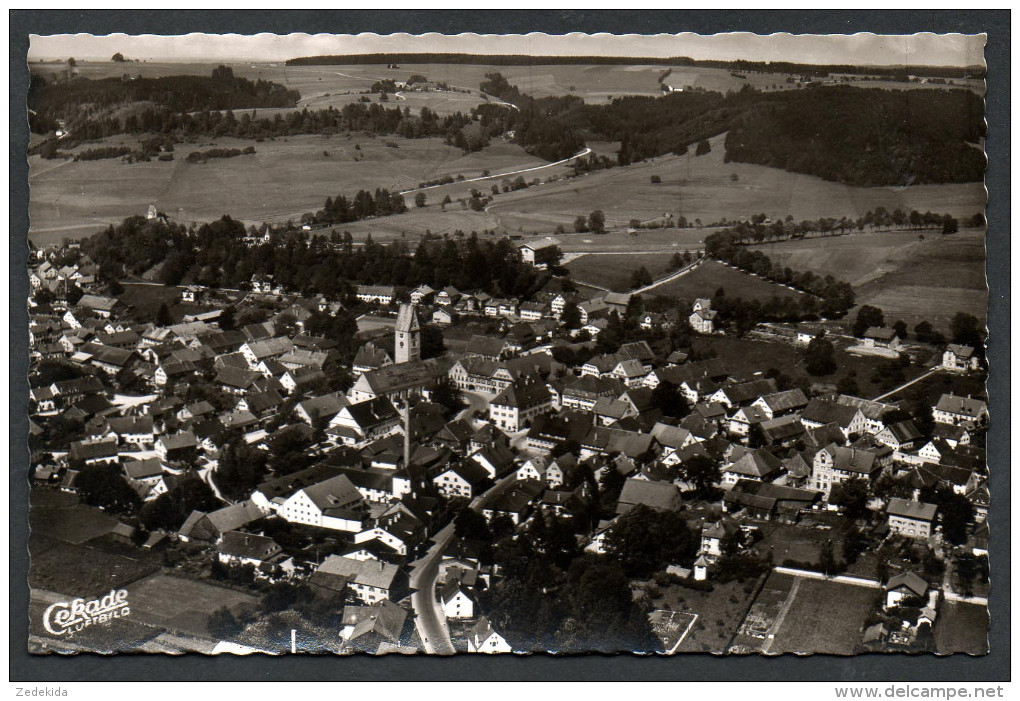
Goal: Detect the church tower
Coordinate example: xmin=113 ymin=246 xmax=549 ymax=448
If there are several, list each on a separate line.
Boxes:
xmin=394 ymin=303 xmax=421 ymax=364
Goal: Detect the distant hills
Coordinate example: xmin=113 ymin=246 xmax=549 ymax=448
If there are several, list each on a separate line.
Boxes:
xmin=285 ymin=53 xmax=984 ymax=79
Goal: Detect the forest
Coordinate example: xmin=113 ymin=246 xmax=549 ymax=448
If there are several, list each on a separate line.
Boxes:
xmin=467 ymin=74 xmax=987 ymax=185
xmin=82 ymin=215 xmax=549 ymax=301
xmin=28 ymin=65 xmax=300 ymax=131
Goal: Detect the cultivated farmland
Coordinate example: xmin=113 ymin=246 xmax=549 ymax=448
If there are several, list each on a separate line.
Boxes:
xmin=651 ymin=260 xmax=804 ymax=302
xmin=485 ymin=133 xmax=986 ymax=235
xmin=752 ymin=228 xmax=988 ymax=330
xmin=767 ymin=577 xmax=879 ymax=655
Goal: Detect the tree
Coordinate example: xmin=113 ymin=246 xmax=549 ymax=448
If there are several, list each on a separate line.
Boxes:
xmin=75 ymin=464 xmax=141 ymax=515
xmin=804 ymin=336 xmax=837 ymax=376
xmin=215 ymin=434 xmax=269 ymax=501
xmin=819 ymin=539 xmax=840 ymax=576
xmin=649 ymin=380 xmax=688 ymax=419
xmin=950 ymin=312 xmax=983 ymax=348
xmin=454 ymin=507 xmax=492 ymax=540
xmin=431 ymin=375 xmax=465 ymax=417
xmin=207 ymin=606 xmax=242 ymax=639
xmin=140 ymin=477 xmax=221 ymax=531
xmin=604 ymin=505 xmax=699 ymax=579
xmin=852 ymin=305 xmax=885 ymax=337
xmin=695 ymin=139 xmax=711 ymax=156
xmin=420 ymin=324 xmax=446 ymax=359
xmin=650 ymin=174 xmax=662 ymax=184
xmin=678 ymin=455 xmax=719 ymax=497
xmin=112 ymin=52 xmax=126 ymax=62
xmin=560 ymin=301 xmax=582 ymax=330
xmin=156 ymin=302 xmax=173 ymax=327
xmin=892 ymin=320 xmax=908 ymax=339
xmin=937 ymin=488 xmax=975 ymax=546
xmin=414 ymin=192 xmax=427 ymax=208
xmin=942 ymin=214 xmax=959 ymax=235
xmin=836 ymin=373 xmax=860 ymax=396
xmin=629 ymin=266 xmax=653 ymax=289
xmin=828 ymin=478 xmax=870 ymax=520
xmin=587 ymin=210 xmax=606 ymax=234
xmin=573 ymin=215 xmax=588 ymax=233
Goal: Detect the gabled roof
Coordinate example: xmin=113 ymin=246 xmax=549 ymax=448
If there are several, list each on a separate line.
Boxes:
xmin=820 ymin=443 xmax=879 ymax=475
xmin=727 ymin=448 xmax=782 ymax=478
xmin=801 ymin=399 xmax=861 ymax=428
xmin=945 ymin=344 xmax=976 ymax=358
xmin=934 ymin=393 xmax=987 ymax=418
xmin=343 ymin=397 xmax=400 ymax=429
xmin=886 ymin=497 xmax=937 ymax=522
xmin=617 ymin=478 xmax=683 ymax=513
xmin=886 ymin=570 xmax=930 ymax=597
xmin=217 ymin=531 xmax=282 ymax=561
xmin=300 ymin=474 xmax=364 ymax=514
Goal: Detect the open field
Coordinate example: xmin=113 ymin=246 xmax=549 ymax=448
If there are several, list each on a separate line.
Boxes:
xmin=768 ymin=577 xmax=879 ymax=655
xmin=27 ymin=134 xmax=544 ymax=245
xmin=127 ymin=572 xmax=259 ymax=638
xmin=566 ymin=253 xmax=678 ymax=291
xmin=751 ymin=228 xmax=987 ymax=330
xmin=485 ymin=133 xmax=986 ymax=234
xmin=934 ymin=601 xmax=989 ymax=654
xmin=652 ymin=260 xmax=804 ymax=301
xmin=29 ymin=491 xmax=120 ymax=545
xmin=687 ymin=334 xmax=928 ymax=398
xmin=30 ymin=541 xmax=161 ymax=598
xmin=648 ymin=579 xmax=760 ymax=653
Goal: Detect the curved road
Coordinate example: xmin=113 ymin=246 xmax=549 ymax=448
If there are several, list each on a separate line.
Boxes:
xmin=408 ymin=523 xmax=457 ymax=654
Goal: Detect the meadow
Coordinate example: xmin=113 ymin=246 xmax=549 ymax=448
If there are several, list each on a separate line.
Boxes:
xmin=565 ymin=252 xmax=678 ymax=291
xmin=485 ymin=133 xmax=987 ymax=234
xmin=934 ymin=601 xmax=990 ymax=655
xmin=768 ymin=578 xmax=879 ymax=655
xmin=27 ymin=133 xmax=538 ymax=245
xmin=752 ymin=228 xmax=988 ymax=330
xmin=652 ymin=260 xmax=804 ymax=301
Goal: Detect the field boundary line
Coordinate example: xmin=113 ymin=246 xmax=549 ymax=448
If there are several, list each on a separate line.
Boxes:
xmin=399 ymin=147 xmax=592 ymax=195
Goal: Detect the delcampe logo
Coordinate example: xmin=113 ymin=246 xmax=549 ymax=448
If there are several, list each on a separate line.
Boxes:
xmin=42 ymin=589 xmax=131 ymax=636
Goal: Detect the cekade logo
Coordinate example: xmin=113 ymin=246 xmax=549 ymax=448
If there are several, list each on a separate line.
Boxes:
xmin=43 ymin=589 xmax=130 ymax=635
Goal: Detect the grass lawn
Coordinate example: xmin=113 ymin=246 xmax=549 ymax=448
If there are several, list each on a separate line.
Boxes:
xmin=769 ymin=578 xmax=880 ymax=655
xmin=934 ymin=601 xmax=989 ymax=654
xmin=687 ymin=334 xmax=928 ymax=399
xmin=116 ymin=282 xmax=186 ymax=318
xmin=127 ymin=572 xmax=260 ymax=638
xmin=652 ymin=260 xmax=803 ymax=302
xmin=29 ymin=541 xmax=161 ymax=598
xmin=566 ymin=253 xmax=678 ymax=291
xmin=646 ymin=578 xmax=760 ymax=653
xmin=29 ymin=493 xmax=120 ymax=545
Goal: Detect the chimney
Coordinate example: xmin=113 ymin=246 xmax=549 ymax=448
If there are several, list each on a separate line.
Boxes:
xmin=403 ymin=400 xmax=412 ymax=473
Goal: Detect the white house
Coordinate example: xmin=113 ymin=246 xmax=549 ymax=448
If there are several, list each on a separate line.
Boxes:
xmin=942 ymin=344 xmax=980 ymax=372
xmin=440 ymin=580 xmax=475 ymax=620
xmin=689 ymin=298 xmax=716 ymax=334
xmin=467 ymin=617 xmax=512 ymax=653
xmin=278 ymin=474 xmax=366 ymax=532
xmin=932 ymin=394 xmax=988 ymax=428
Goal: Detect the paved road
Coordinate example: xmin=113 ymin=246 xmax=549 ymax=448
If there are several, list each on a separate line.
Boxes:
xmin=407 ymin=472 xmax=520 ymax=654
xmin=457 ymin=390 xmax=492 ymax=422
xmin=631 ymin=258 xmax=703 ymax=294
xmin=408 ymin=523 xmax=457 ymax=655
xmin=872 ymin=367 xmax=941 ymax=402
xmin=400 ymin=147 xmax=592 ymax=195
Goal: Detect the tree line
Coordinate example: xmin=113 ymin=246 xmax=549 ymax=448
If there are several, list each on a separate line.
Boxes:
xmin=83 ymin=214 xmax=548 ymax=301
xmin=28 ymin=66 xmax=300 ymax=133
xmin=471 ymin=74 xmax=985 ymax=187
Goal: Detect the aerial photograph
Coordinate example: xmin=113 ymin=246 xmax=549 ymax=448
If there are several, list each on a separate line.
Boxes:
xmin=23 ymin=31 xmax=989 ymax=656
